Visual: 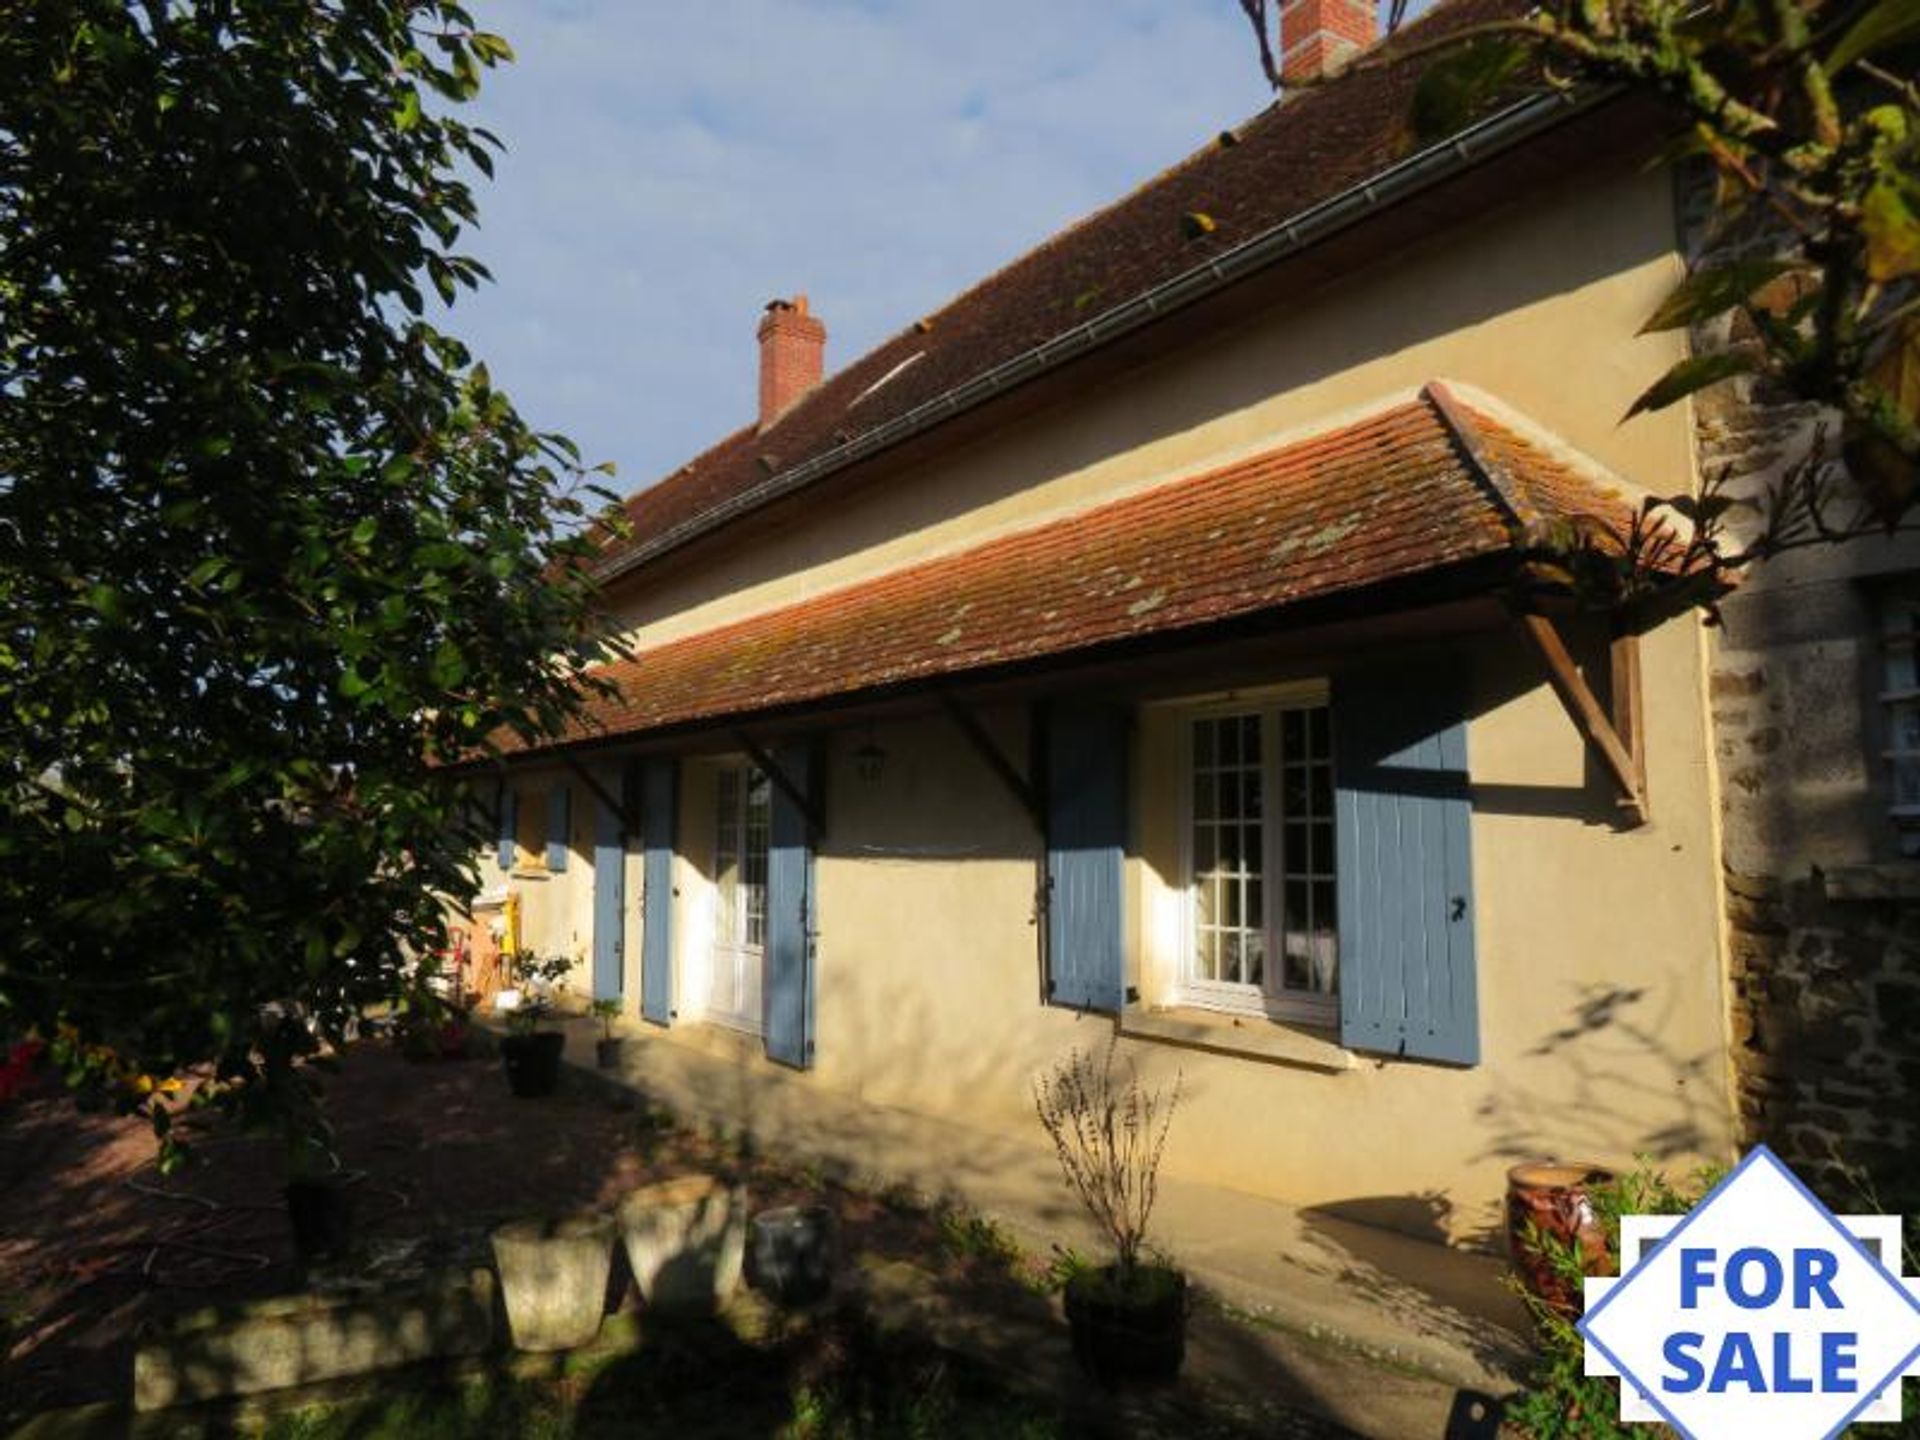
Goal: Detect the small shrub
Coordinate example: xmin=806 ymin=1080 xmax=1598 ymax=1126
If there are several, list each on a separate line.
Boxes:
xmin=936 ymin=1209 xmax=1022 ymax=1271
xmin=1031 ymin=1039 xmax=1181 ymax=1282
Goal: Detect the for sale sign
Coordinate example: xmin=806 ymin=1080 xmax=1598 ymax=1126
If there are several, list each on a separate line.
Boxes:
xmin=1579 ymin=1145 xmax=1920 ymax=1438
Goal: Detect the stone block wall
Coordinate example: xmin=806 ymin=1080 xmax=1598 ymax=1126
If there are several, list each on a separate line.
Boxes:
xmin=1678 ymin=163 xmax=1920 ymax=1216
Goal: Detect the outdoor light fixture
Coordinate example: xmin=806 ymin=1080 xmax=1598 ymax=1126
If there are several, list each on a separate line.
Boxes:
xmin=854 ymin=724 xmax=887 ymax=784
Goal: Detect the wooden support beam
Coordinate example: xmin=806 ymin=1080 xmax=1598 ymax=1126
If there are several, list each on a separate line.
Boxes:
xmin=735 ymin=731 xmax=826 ymax=840
xmin=1520 ymin=612 xmax=1648 ymax=825
xmin=560 ymin=753 xmax=638 ymax=838
xmin=1609 ymin=623 xmax=1646 ymax=812
xmin=940 ymin=693 xmax=1046 ymax=832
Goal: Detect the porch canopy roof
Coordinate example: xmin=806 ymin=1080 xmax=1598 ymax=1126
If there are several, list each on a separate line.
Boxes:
xmin=513 ymin=381 xmax=1651 ymax=758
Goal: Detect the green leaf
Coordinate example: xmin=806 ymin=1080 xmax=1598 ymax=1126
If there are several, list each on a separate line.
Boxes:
xmin=1626 ymin=351 xmax=1755 ymax=417
xmin=1639 ymin=259 xmax=1801 ymax=333
xmin=1826 ymin=0 xmax=1920 ymax=74
xmin=413 ymin=541 xmax=467 ymax=571
xmin=1862 ymin=177 xmax=1920 ymax=283
xmin=394 ymin=87 xmax=422 ymax=133
xmin=1411 ymin=37 xmax=1531 ymax=141
xmin=469 ymin=32 xmax=515 ymax=64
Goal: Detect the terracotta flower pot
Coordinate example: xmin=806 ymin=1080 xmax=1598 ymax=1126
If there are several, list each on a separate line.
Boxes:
xmin=1505 ymin=1161 xmax=1615 ymax=1320
xmin=617 ymin=1176 xmax=747 ymax=1315
xmin=490 ymin=1215 xmax=615 ymax=1352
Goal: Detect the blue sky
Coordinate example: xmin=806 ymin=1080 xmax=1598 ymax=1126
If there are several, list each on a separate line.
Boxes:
xmin=450 ymin=2 xmax=1275 ymax=494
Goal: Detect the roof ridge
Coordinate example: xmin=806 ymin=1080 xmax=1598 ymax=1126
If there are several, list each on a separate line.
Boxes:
xmin=1423 ymin=378 xmax=1543 ymax=539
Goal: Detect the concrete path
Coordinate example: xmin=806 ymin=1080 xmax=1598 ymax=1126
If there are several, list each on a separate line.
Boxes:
xmin=558 ymin=1015 xmax=1533 ymax=1430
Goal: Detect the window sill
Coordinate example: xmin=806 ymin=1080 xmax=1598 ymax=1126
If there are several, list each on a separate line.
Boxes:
xmin=1119 ymin=1005 xmax=1354 ymax=1073
xmin=509 ymin=866 xmax=551 ymax=882
xmin=1824 ymin=862 xmax=1920 ymax=902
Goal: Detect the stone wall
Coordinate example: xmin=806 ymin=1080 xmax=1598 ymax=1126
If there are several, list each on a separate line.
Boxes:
xmin=1679 ymin=163 xmax=1920 ymax=1214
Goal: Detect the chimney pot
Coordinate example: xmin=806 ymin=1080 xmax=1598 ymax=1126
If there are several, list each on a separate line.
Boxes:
xmin=1279 ymin=0 xmax=1377 ymax=84
xmin=757 ymin=293 xmax=826 ymax=428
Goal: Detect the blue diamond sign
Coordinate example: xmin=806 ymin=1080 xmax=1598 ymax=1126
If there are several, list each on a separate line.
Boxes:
xmin=1579 ymin=1146 xmax=1920 ymax=1437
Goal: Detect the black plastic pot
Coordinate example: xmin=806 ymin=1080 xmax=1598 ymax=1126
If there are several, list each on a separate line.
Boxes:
xmin=748 ymin=1204 xmax=836 ymax=1307
xmin=284 ymin=1179 xmax=354 ymax=1265
xmin=595 ymin=1037 xmax=625 ymax=1070
xmin=500 ymin=1030 xmax=565 ymax=1098
xmin=1063 ymin=1265 xmax=1188 ymax=1385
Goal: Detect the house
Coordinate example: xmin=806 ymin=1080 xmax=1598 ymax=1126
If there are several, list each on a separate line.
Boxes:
xmin=456 ymin=0 xmax=1765 ymax=1248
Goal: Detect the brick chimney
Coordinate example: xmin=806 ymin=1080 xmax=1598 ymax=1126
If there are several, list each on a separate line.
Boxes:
xmin=1279 ymin=0 xmax=1377 ymax=84
xmin=757 ymin=294 xmax=826 ymax=429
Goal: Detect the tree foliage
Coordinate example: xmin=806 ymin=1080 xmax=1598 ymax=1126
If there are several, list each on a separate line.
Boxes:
xmin=1248 ymin=0 xmax=1920 ymax=601
xmin=0 ymin=0 xmax=619 ymax=1159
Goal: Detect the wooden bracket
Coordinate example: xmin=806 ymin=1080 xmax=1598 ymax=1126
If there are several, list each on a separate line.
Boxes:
xmin=940 ymin=693 xmax=1046 ymax=832
xmin=1520 ymin=613 xmax=1648 ymax=825
xmin=735 ymin=731 xmax=826 ymax=840
xmin=560 ymin=753 xmax=639 ymax=838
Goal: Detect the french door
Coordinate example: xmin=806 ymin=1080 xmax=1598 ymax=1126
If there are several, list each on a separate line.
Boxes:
xmin=709 ymin=763 xmax=769 ymax=1032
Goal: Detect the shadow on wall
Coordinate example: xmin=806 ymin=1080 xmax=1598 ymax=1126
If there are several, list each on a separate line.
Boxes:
xmin=1472 ymin=982 xmax=1721 ymax=1171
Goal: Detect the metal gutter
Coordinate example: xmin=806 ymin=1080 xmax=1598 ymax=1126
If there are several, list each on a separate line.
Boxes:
xmin=598 ymin=86 xmax=1606 ymax=585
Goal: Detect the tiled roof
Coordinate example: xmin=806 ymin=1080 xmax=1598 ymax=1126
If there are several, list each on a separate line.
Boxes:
xmin=520 ymin=384 xmax=1644 ymax=753
xmin=598 ymin=0 xmax=1535 ymax=576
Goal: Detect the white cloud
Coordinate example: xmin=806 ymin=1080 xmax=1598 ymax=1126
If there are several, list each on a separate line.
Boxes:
xmin=449 ymin=1 xmax=1274 ymax=490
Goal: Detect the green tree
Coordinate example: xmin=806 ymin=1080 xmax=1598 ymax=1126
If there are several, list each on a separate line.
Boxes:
xmin=0 ymin=1 xmax=618 ymax=1162
xmin=1242 ymin=0 xmax=1920 ymax=599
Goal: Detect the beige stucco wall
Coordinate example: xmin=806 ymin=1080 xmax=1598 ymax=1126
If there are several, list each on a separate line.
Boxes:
xmin=473 ymin=154 xmax=1737 ymax=1245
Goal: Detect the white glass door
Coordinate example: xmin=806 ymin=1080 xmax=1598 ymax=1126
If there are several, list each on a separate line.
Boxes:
xmin=710 ymin=764 xmax=769 ymax=1032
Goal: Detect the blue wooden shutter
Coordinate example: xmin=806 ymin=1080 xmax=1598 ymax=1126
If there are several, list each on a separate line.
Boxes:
xmin=640 ymin=759 xmax=677 ymax=1026
xmin=764 ymin=741 xmax=816 ymax=1069
xmin=591 ymin=768 xmax=624 ymax=1001
xmin=496 ymin=785 xmax=517 ymax=871
xmin=1045 ymin=702 xmax=1128 ymax=1012
xmin=546 ymin=785 xmax=571 ymax=872
xmin=1334 ymin=670 xmax=1479 ymax=1065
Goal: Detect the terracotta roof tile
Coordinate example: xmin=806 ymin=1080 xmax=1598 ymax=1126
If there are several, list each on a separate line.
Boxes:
xmin=517 ymin=385 xmax=1639 ymax=753
xmin=598 ymin=0 xmax=1534 ymax=574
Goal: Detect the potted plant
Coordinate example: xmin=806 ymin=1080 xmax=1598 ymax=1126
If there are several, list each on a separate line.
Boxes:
xmin=498 ymin=951 xmax=572 ymax=1099
xmin=589 ymin=998 xmax=625 ymax=1069
xmin=491 ymin=1213 xmax=616 ymax=1352
xmin=1033 ymin=1040 xmax=1186 ymax=1386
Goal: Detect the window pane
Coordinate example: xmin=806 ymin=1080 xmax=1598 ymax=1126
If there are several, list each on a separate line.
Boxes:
xmin=1221 ymin=931 xmax=1242 ymax=985
xmin=1194 ymin=771 xmax=1215 ymax=820
xmin=1219 ymin=823 xmax=1241 ymax=872
xmin=1281 ymin=708 xmax=1305 ymax=757
xmin=1308 ymin=707 xmax=1330 ymax=759
xmin=1194 ymin=719 xmax=1214 ymax=767
xmin=1220 ymin=718 xmax=1240 ymax=766
xmin=1246 ymin=877 xmax=1263 ymax=929
xmin=1246 ymin=824 xmax=1263 ymax=875
xmin=1245 ymin=930 xmax=1265 ymax=988
xmin=1282 ymin=764 xmax=1308 ymax=815
xmin=1242 ymin=771 xmax=1262 ymax=819
xmin=1196 ymin=929 xmax=1217 ymax=981
xmin=1193 ymin=824 xmax=1216 ymax=874
xmin=1896 ymin=758 xmax=1920 ymax=807
xmin=1194 ymin=876 xmax=1214 ymax=928
xmin=1284 ymin=822 xmax=1308 ymax=876
xmin=1241 ymin=714 xmax=1261 ymax=764
xmin=1310 ymin=763 xmax=1332 ymax=818
xmin=1223 ymin=879 xmax=1241 ymax=927
xmin=1893 ymin=699 xmax=1920 ymax=753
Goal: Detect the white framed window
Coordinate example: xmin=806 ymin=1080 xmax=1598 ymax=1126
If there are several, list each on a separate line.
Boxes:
xmin=709 ymin=763 xmax=770 ymax=1031
xmin=1179 ymin=689 xmax=1337 ymax=1025
xmin=1881 ymin=580 xmax=1920 ymax=857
